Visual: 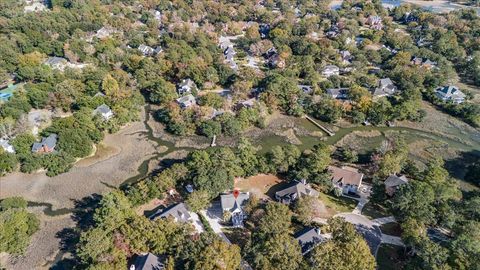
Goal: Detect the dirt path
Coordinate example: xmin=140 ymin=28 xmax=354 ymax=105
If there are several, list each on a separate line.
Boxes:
xmin=0 ymin=111 xmax=163 ymax=210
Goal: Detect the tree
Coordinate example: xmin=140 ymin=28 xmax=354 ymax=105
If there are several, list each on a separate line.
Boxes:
xmin=292 ymin=143 xmax=332 ymax=182
xmin=186 ymin=190 xmax=211 ymax=212
xmin=236 ymin=138 xmax=259 ymax=177
xmin=392 ymin=181 xmax=436 ymax=224
xmin=0 ymin=197 xmax=39 ymax=255
xmin=310 ymin=218 xmax=376 ymax=270
xmin=102 ymin=74 xmax=125 ymax=101
xmin=148 ymin=78 xmax=177 ymax=104
xmin=294 ymin=196 xmax=318 ymax=225
xmin=198 ymin=120 xmax=221 ymax=138
xmin=253 ymin=233 xmax=303 ymax=270
xmin=193 ymin=240 xmax=241 ymax=270
xmin=258 ymin=202 xmax=292 ymax=237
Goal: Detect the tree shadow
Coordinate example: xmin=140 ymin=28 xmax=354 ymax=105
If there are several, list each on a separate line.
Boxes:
xmin=443 ymin=149 xmax=480 ymax=186
xmin=52 ymin=194 xmax=103 ymax=269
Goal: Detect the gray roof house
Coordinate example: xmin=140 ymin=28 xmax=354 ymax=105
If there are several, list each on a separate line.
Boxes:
xmin=385 ymin=175 xmax=409 ymax=196
xmin=435 ymin=86 xmax=465 ymax=104
xmin=177 ymin=79 xmax=196 ymax=96
xmin=221 ymin=191 xmax=250 ymax=227
xmin=294 ymin=227 xmax=327 ymax=254
xmin=93 ymin=104 xmax=114 ymax=120
xmin=44 ymin=57 xmax=68 ymax=70
xmin=138 ymin=45 xmax=162 ymax=56
xmin=372 ymin=78 xmax=397 ymax=98
xmin=176 ymin=94 xmax=196 ymax=109
xmin=275 ymin=180 xmax=319 ymax=204
xmin=322 ymin=65 xmax=340 ymax=77
xmin=31 ymin=134 xmax=57 ymax=153
xmin=130 ymin=253 xmax=165 ymax=270
xmin=149 ymin=203 xmax=191 ymax=223
xmin=326 ymin=88 xmax=349 ymax=100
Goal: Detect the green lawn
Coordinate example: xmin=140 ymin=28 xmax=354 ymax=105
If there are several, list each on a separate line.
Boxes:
xmin=376 ymin=244 xmax=407 ymax=270
xmin=362 ymin=201 xmax=390 ymax=219
xmin=380 ymin=222 xmax=402 ymax=236
xmin=318 ymin=192 xmax=358 ymax=214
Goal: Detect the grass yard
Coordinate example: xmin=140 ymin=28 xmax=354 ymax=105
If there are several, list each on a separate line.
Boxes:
xmin=362 ymin=202 xmax=390 ymax=220
xmin=318 ymin=192 xmax=358 ymax=216
xmin=380 ymin=222 xmax=402 ymax=237
xmin=376 ymin=244 xmax=408 ymax=270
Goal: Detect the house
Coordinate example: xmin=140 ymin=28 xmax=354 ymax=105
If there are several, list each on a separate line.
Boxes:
xmin=328 ymin=166 xmax=364 ymax=195
xmin=88 ymin=26 xmax=118 ymax=41
xmin=176 ymin=94 xmax=196 ymax=109
xmin=224 ymin=47 xmax=238 ymax=70
xmin=259 ymin=23 xmax=271 ymax=39
xmin=298 ymin=85 xmax=313 ymax=94
xmin=44 ymin=57 xmax=68 ymax=70
xmin=149 ymin=203 xmax=191 ymax=223
xmin=0 ymin=139 xmax=15 ymax=154
xmin=220 ymin=191 xmax=250 ymax=227
xmin=384 ymin=175 xmax=409 ymax=196
xmin=322 ymin=65 xmax=340 ymax=77
xmin=366 ymin=15 xmax=383 ymax=30
xmin=177 ymin=79 xmax=196 ymax=96
xmin=129 ymin=253 xmax=165 ymax=270
xmin=294 ymin=228 xmax=326 ymax=254
xmin=0 ymin=84 xmax=19 ymax=103
xmin=238 ymin=98 xmax=257 ymax=109
xmin=93 ymin=104 xmax=114 ymax=121
xmin=435 ymin=86 xmax=465 ymax=104
xmin=340 ymin=50 xmax=352 ymax=64
xmin=138 ymin=45 xmax=162 ymax=56
xmin=275 ymin=180 xmax=319 ymax=204
xmin=372 ymin=78 xmax=397 ymax=98
xmin=268 ymin=53 xmax=286 ymax=69
xmin=31 ymin=134 xmax=58 ymax=153
xmin=219 ymin=36 xmax=234 ymax=50
xmin=411 ymin=57 xmax=437 ymax=69
xmin=326 ymin=88 xmax=349 ymax=100
xmin=44 ymin=57 xmax=88 ymax=71
xmin=24 ymin=0 xmax=47 ymax=13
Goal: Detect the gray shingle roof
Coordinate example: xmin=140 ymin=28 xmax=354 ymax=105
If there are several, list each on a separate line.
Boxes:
xmin=220 ymin=192 xmax=250 ymax=212
xmin=32 ymin=134 xmax=57 ymax=152
xmin=132 ymin=253 xmax=165 ymax=270
xmin=94 ymin=104 xmax=112 ymax=114
xmin=294 ymin=227 xmax=326 ymax=254
xmin=372 ymin=78 xmax=397 ymax=97
xmin=384 ymin=175 xmax=408 ymax=188
xmin=149 ymin=203 xmax=191 ymax=223
xmin=275 ymin=181 xmax=319 ymax=199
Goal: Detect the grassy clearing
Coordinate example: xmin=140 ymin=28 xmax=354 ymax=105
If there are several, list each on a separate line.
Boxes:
xmin=376 ymin=244 xmax=408 ymax=270
xmin=362 ymin=202 xmax=390 ymax=220
xmin=380 ymin=222 xmax=402 ymax=236
xmin=318 ymin=192 xmax=357 ymax=216
xmin=234 ymin=174 xmax=282 ymax=200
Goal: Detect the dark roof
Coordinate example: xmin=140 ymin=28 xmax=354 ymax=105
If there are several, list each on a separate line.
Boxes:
xmin=133 ymin=253 xmax=165 ymax=270
xmin=149 ymin=203 xmax=191 ymax=222
xmin=294 ymin=227 xmax=326 ymax=254
xmin=32 ymin=134 xmax=57 ymax=152
xmin=275 ymin=181 xmax=319 ymax=198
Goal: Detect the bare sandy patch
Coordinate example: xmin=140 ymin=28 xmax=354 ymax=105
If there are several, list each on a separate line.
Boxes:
xmin=234 ymin=174 xmax=282 ymax=200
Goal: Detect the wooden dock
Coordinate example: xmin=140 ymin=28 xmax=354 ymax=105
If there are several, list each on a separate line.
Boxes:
xmin=305 ymin=115 xmax=335 ymax=136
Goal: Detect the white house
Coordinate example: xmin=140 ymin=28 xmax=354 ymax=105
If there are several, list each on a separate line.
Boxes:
xmin=176 ymin=94 xmax=196 ymax=109
xmin=322 ymin=65 xmax=340 ymax=77
xmin=0 ymin=139 xmax=15 ymax=153
xmin=435 ymin=86 xmax=465 ymax=104
xmin=93 ymin=104 xmax=114 ymax=121
xmin=328 ymin=166 xmax=364 ymax=195
xmin=220 ymin=191 xmax=250 ymax=227
xmin=177 ymin=79 xmax=197 ymax=96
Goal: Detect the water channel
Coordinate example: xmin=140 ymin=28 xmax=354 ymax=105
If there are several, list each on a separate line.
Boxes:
xmin=29 ymin=105 xmax=480 ymax=216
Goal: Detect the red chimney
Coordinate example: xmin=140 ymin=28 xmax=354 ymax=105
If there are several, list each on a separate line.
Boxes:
xmin=233 ymin=189 xmax=239 ymax=199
